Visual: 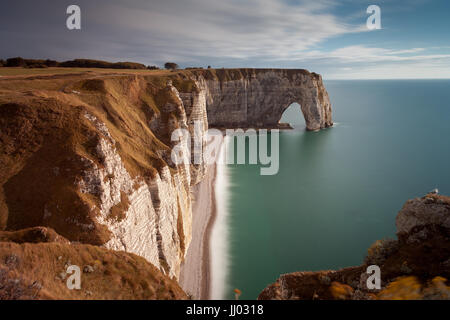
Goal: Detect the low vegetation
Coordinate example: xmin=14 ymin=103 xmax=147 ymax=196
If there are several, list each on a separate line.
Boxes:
xmin=377 ymin=276 xmax=450 ymax=300
xmin=164 ymin=62 xmax=179 ymax=70
xmin=1 ymin=57 xmax=151 ymax=70
xmin=59 ymin=59 xmax=147 ymax=69
xmin=0 ymin=237 xmax=187 ymax=300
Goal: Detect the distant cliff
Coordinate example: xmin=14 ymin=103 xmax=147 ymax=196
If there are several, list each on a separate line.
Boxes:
xmin=0 ymin=68 xmax=333 ymax=296
xmin=188 ymin=68 xmax=333 ymax=131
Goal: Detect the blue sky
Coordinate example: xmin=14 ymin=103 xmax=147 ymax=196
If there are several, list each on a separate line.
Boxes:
xmin=0 ymin=0 xmax=449 ymax=79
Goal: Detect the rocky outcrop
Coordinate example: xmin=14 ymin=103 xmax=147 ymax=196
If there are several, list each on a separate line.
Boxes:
xmin=396 ymin=193 xmax=450 ymax=242
xmin=259 ymin=193 xmax=450 ymax=300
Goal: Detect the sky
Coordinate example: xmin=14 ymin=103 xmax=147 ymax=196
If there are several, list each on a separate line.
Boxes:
xmin=0 ymin=0 xmax=449 ymax=79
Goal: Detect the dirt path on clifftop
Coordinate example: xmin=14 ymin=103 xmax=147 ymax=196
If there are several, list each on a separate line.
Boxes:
xmin=179 ymin=164 xmax=217 ymax=300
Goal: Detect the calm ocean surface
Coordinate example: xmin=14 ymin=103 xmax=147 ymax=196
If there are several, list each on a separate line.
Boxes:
xmin=222 ymin=80 xmax=450 ymax=299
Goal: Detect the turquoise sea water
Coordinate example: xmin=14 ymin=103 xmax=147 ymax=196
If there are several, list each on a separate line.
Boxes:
xmin=224 ymin=80 xmax=450 ymax=300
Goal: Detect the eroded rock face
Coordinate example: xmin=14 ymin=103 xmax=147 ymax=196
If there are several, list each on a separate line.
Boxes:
xmin=79 ymin=108 xmax=193 ymax=280
xmin=178 ymin=76 xmax=209 ymax=185
xmin=188 ymin=69 xmax=333 ymax=131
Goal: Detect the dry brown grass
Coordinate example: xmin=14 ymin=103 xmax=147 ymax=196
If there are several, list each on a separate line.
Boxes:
xmin=0 ymin=241 xmax=187 ymax=300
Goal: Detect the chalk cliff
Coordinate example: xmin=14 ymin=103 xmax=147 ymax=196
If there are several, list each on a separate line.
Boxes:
xmin=189 ymin=68 xmax=333 ymax=131
xmin=0 ymin=68 xmax=333 ymax=288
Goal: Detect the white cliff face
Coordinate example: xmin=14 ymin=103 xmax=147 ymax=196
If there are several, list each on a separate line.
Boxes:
xmin=75 ymin=70 xmax=333 ymax=280
xmin=96 ymin=180 xmax=161 ymax=270
xmin=148 ymin=167 xmax=188 ymax=278
xmin=188 ymin=69 xmax=333 ymax=131
xmin=79 ymin=112 xmax=193 ymax=279
xmin=178 ymin=77 xmax=209 ymax=185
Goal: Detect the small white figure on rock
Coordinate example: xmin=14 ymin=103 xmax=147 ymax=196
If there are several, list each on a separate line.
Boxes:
xmin=429 ymin=188 xmax=439 ymax=194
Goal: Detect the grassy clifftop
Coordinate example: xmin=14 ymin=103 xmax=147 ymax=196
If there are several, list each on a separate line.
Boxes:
xmin=0 ymin=228 xmax=187 ymax=300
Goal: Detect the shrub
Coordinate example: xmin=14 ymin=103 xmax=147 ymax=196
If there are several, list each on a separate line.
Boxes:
xmin=112 ymin=61 xmax=147 ymax=69
xmin=44 ymin=59 xmax=59 ymax=67
xmin=377 ymin=276 xmax=422 ymax=300
xmin=147 ymin=65 xmax=159 ymax=70
xmin=4 ymin=58 xmax=59 ymax=68
xmin=2 ymin=57 xmax=150 ymax=70
xmin=25 ymin=64 xmax=48 ymax=69
xmin=60 ymin=59 xmax=147 ymax=69
xmin=330 ymin=281 xmax=354 ymax=300
xmin=164 ymin=62 xmax=179 ymax=70
xmin=6 ymin=57 xmax=26 ymax=67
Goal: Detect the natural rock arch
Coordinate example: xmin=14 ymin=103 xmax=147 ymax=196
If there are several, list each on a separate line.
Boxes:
xmin=192 ymin=69 xmax=333 ymax=131
xmin=279 ymin=102 xmax=305 ymax=127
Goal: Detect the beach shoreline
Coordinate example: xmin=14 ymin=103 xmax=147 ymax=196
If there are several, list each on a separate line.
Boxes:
xmin=179 ymin=162 xmax=218 ymax=299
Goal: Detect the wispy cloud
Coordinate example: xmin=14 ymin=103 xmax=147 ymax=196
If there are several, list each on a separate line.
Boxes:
xmin=89 ymin=0 xmax=365 ymax=62
xmin=301 ymin=46 xmax=450 ymax=79
xmin=309 ymin=46 xmax=450 ymax=63
xmin=1 ymin=0 xmax=448 ymax=78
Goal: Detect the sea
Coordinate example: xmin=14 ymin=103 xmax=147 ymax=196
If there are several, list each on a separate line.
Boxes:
xmin=210 ymin=79 xmax=450 ymax=300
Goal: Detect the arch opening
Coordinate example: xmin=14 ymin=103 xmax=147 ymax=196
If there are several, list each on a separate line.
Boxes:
xmin=279 ymin=103 xmax=305 ymax=129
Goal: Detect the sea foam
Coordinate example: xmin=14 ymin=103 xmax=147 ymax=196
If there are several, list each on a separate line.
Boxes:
xmin=210 ymin=136 xmax=231 ymax=300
